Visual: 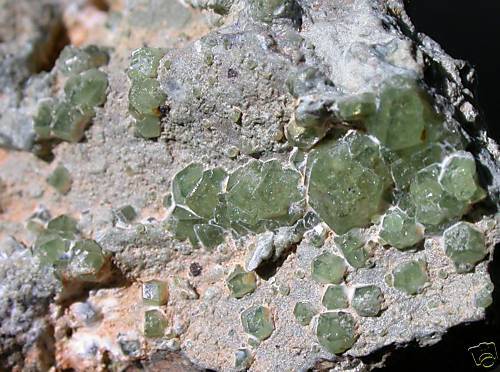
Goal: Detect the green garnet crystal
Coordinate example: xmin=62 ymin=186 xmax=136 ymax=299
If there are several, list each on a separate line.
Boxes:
xmin=316 ymin=311 xmax=357 ymax=354
xmin=194 ymin=224 xmax=225 ymax=250
xmin=307 ymin=132 xmax=391 ymax=234
xmin=57 ymin=45 xmax=109 ymax=76
xmin=128 ymin=77 xmax=166 ymax=119
xmin=293 ymin=301 xmax=317 ymax=326
xmin=47 ymin=214 xmax=78 ymax=239
xmin=393 ymin=260 xmax=429 ymax=295
xmin=322 ymin=285 xmax=349 ymax=310
xmin=114 ymin=205 xmax=137 ymax=223
xmin=128 ymin=47 xmax=164 ymax=80
xmin=135 ymin=115 xmax=161 ymax=139
xmin=241 ymin=305 xmax=274 ymax=341
xmin=226 ymin=265 xmax=257 ymax=299
xmin=51 ymin=101 xmax=94 ymax=142
xmin=186 ymin=168 xmax=227 ymax=219
xmin=142 ymin=280 xmax=169 ymax=306
xmin=379 ymin=208 xmax=424 ymax=250
xmin=351 ymin=285 xmax=383 ymax=317
xmin=47 ymin=165 xmax=72 ymax=194
xmin=334 ymin=228 xmax=370 ymax=269
xmin=66 ymin=240 xmax=108 ymax=282
xmin=311 ymin=252 xmax=346 ymax=284
xmin=33 ymin=99 xmax=54 ymax=140
xmin=144 ymin=309 xmax=167 ymax=338
xmin=64 ymin=69 xmax=108 ymax=108
xmin=35 ymin=234 xmax=69 ymax=267
xmin=443 ymin=222 xmax=487 ymax=272
xmin=172 ymin=163 xmax=204 ymax=204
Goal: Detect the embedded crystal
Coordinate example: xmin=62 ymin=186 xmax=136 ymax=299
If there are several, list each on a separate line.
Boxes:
xmin=194 ymin=224 xmax=225 ymax=250
xmin=165 ymin=206 xmax=204 ymax=245
xmin=114 ymin=205 xmax=137 ymax=223
xmin=241 ymin=305 xmax=274 ymax=341
xmin=311 ymin=252 xmax=346 ymax=284
xmin=379 ymin=208 xmax=424 ymax=250
xmin=135 ymin=115 xmax=161 ymax=139
xmin=51 ymin=101 xmax=94 ymax=142
xmin=128 ymin=47 xmax=164 ymax=80
xmin=35 ymin=234 xmax=69 ymax=267
xmin=443 ymin=222 xmax=487 ymax=272
xmin=316 ymin=311 xmax=357 ymax=354
xmin=67 ymin=240 xmax=108 ymax=282
xmin=393 ymin=260 xmax=428 ymax=295
xmin=57 ymin=45 xmax=109 ymax=76
xmin=334 ymin=228 xmax=370 ymax=268
xmin=144 ymin=309 xmax=167 ymax=338
xmin=172 ymin=163 xmax=203 ymax=205
xmin=47 ymin=215 xmax=78 ymax=239
xmin=64 ymin=69 xmax=108 ymax=108
xmin=33 ymin=100 xmax=54 ymax=140
xmin=322 ymin=285 xmax=349 ymax=310
xmin=293 ymin=301 xmax=317 ymax=326
xmin=47 ymin=165 xmax=72 ymax=194
xmin=143 ymin=280 xmax=169 ymax=306
xmin=186 ymin=168 xmax=227 ymax=219
xmin=128 ymin=77 xmax=166 ymax=119
xmin=226 ymin=265 xmax=257 ymax=299
xmin=351 ymin=285 xmax=383 ymax=317
xmin=235 ymin=348 xmax=253 ymax=371
xmin=440 ymin=152 xmax=485 ymax=203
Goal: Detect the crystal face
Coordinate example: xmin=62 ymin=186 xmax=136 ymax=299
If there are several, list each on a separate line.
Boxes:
xmin=47 ymin=165 xmax=72 ymax=194
xmin=351 ymin=285 xmax=383 ymax=317
xmin=144 ymin=309 xmax=167 ymax=338
xmin=143 ymin=280 xmax=169 ymax=306
xmin=311 ymin=252 xmax=346 ymax=284
xmin=379 ymin=208 xmax=424 ymax=250
xmin=334 ymin=228 xmax=370 ymax=268
xmin=66 ymin=240 xmax=108 ymax=282
xmin=57 ymin=45 xmax=109 ymax=76
xmin=51 ymin=102 xmax=94 ymax=143
xmin=128 ymin=47 xmax=164 ymax=80
xmin=393 ymin=260 xmax=429 ymax=295
xmin=128 ymin=77 xmax=166 ymax=119
xmin=47 ymin=215 xmax=78 ymax=239
xmin=307 ymin=132 xmax=391 ymax=234
xmin=316 ymin=311 xmax=357 ymax=354
xmin=293 ymin=301 xmax=317 ymax=326
xmin=64 ymin=69 xmax=108 ymax=108
xmin=322 ymin=285 xmax=349 ymax=310
xmin=443 ymin=222 xmax=487 ymax=272
xmin=241 ymin=305 xmax=274 ymax=341
xmin=227 ymin=265 xmax=257 ymax=299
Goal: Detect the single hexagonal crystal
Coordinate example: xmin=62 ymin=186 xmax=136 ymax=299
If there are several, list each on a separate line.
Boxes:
xmin=47 ymin=165 xmax=72 ymax=194
xmin=311 ymin=252 xmax=346 ymax=284
xmin=143 ymin=280 xmax=169 ymax=306
xmin=322 ymin=285 xmax=349 ymax=310
xmin=443 ymin=222 xmax=487 ymax=272
xmin=64 ymin=69 xmax=108 ymax=108
xmin=135 ymin=115 xmax=161 ymax=139
xmin=440 ymin=152 xmax=485 ymax=202
xmin=128 ymin=77 xmax=166 ymax=119
xmin=316 ymin=311 xmax=357 ymax=354
xmin=379 ymin=208 xmax=424 ymax=250
xmin=226 ymin=265 xmax=257 ymax=299
xmin=144 ymin=309 xmax=167 ymax=338
xmin=51 ymin=101 xmax=94 ymax=142
xmin=241 ymin=305 xmax=274 ymax=341
xmin=293 ymin=301 xmax=317 ymax=326
xmin=128 ymin=47 xmax=164 ymax=80
xmin=393 ymin=260 xmax=428 ymax=295
xmin=47 ymin=214 xmax=78 ymax=239
xmin=307 ymin=133 xmax=391 ymax=234
xmin=57 ymin=45 xmax=109 ymax=76
xmin=67 ymin=240 xmax=108 ymax=282
xmin=194 ymin=224 xmax=225 ymax=250
xmin=334 ymin=228 xmax=370 ymax=268
xmin=351 ymin=285 xmax=383 ymax=317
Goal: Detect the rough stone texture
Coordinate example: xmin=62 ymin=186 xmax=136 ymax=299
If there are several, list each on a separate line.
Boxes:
xmin=0 ymin=0 xmax=498 ymax=371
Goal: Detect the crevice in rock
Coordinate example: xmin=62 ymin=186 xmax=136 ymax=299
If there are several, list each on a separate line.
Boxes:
xmin=255 ymin=243 xmax=298 ymax=280
xmin=88 ymin=0 xmax=111 ymax=12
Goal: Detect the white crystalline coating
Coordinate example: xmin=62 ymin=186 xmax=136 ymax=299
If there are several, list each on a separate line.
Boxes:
xmin=246 ymin=231 xmax=274 ymax=271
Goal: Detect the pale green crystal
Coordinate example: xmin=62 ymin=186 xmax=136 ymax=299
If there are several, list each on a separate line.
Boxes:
xmin=194 ymin=224 xmax=225 ymax=250
xmin=67 ymin=240 xmax=108 ymax=282
xmin=128 ymin=47 xmax=164 ymax=80
xmin=135 ymin=115 xmax=161 ymax=139
xmin=143 ymin=280 xmax=169 ymax=306
xmin=57 ymin=45 xmax=109 ymax=76
xmin=307 ymin=133 xmax=391 ymax=234
xmin=227 ymin=265 xmax=257 ymax=299
xmin=172 ymin=163 xmax=203 ymax=205
xmin=311 ymin=252 xmax=346 ymax=284
xmin=144 ymin=309 xmax=167 ymax=338
xmin=351 ymin=285 xmax=383 ymax=317
xmin=128 ymin=77 xmax=166 ymax=119
xmin=186 ymin=168 xmax=227 ymax=219
xmin=475 ymin=285 xmax=493 ymax=308
xmin=235 ymin=348 xmax=253 ymax=371
xmin=33 ymin=100 xmax=54 ymax=140
xmin=443 ymin=222 xmax=487 ymax=272
xmin=440 ymin=152 xmax=485 ymax=202
xmin=165 ymin=206 xmax=204 ymax=245
xmin=241 ymin=305 xmax=274 ymax=341
xmin=334 ymin=228 xmax=370 ymax=268
xmin=380 ymin=208 xmax=424 ymax=250
xmin=337 ymin=93 xmax=376 ymax=123
xmin=47 ymin=215 xmax=78 ymax=239
xmin=64 ymin=69 xmax=108 ymax=108
xmin=316 ymin=311 xmax=357 ymax=354
xmin=293 ymin=301 xmax=317 ymax=326
xmin=322 ymin=285 xmax=349 ymax=310
xmin=35 ymin=234 xmax=69 ymax=267
xmin=47 ymin=165 xmax=72 ymax=194
xmin=393 ymin=260 xmax=428 ymax=295
xmin=51 ymin=101 xmax=94 ymax=142
xmin=114 ymin=205 xmax=136 ymax=223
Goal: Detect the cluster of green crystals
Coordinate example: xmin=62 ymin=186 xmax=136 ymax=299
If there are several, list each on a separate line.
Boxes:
xmin=165 ymin=160 xmax=304 ymax=248
xmin=128 ymin=47 xmax=166 ymax=138
xmin=33 ymin=46 xmax=109 ymax=143
xmin=33 ymin=214 xmax=110 ymax=283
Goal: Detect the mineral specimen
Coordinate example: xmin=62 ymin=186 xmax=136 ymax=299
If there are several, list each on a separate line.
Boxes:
xmin=351 ymin=285 xmax=383 ymax=317
xmin=144 ymin=309 xmax=167 ymax=338
xmin=143 ymin=280 xmax=169 ymax=306
xmin=443 ymin=222 xmax=487 ymax=272
xmin=393 ymin=260 xmax=429 ymax=295
xmin=311 ymin=252 xmax=346 ymax=284
xmin=293 ymin=301 xmax=317 ymax=326
xmin=316 ymin=312 xmax=357 ymax=354
xmin=226 ymin=265 xmax=257 ymax=298
xmin=379 ymin=208 xmax=424 ymax=250
xmin=241 ymin=305 xmax=274 ymax=341
xmin=46 ymin=165 xmax=72 ymax=194
xmin=322 ymin=285 xmax=349 ymax=310
xmin=334 ymin=228 xmax=370 ymax=268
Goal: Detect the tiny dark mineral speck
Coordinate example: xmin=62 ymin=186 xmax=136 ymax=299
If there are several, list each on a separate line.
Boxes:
xmin=190 ymin=262 xmax=203 ymax=276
